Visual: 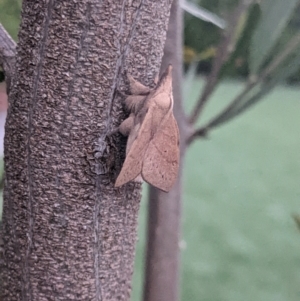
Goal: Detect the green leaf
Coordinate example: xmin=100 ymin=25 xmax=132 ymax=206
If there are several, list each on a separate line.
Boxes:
xmin=180 ymin=0 xmax=226 ymax=29
xmin=249 ymin=0 xmax=299 ymax=75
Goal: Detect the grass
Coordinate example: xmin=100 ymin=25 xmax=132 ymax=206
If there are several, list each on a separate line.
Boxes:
xmin=131 ymin=80 xmax=300 ymax=301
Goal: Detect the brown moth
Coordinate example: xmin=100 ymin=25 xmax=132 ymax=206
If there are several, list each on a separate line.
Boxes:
xmin=115 ymin=65 xmax=180 ymax=192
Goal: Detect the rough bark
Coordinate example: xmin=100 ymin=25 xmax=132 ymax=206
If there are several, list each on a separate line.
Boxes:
xmin=0 ymin=0 xmax=172 ymax=300
xmin=143 ymin=1 xmax=188 ymax=301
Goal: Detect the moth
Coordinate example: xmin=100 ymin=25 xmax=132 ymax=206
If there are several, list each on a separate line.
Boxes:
xmin=115 ymin=65 xmax=180 ymax=192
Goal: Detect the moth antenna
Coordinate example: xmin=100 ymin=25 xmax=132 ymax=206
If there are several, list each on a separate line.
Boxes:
xmin=119 ymin=114 xmax=135 ymax=137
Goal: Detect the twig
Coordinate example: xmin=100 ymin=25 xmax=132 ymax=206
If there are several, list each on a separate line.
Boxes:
xmin=187 ymin=31 xmax=300 ymax=144
xmin=189 ymin=0 xmax=253 ymax=124
xmin=180 ymin=0 xmax=226 ymax=29
xmin=0 ymin=23 xmax=17 ymax=94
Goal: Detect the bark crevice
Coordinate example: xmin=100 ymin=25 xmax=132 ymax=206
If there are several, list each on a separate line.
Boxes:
xmin=24 ymin=1 xmax=54 ymax=299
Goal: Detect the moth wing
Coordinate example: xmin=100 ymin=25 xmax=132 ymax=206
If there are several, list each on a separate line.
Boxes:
xmin=115 ymin=107 xmax=154 ymax=187
xmin=142 ymin=112 xmax=179 ymax=192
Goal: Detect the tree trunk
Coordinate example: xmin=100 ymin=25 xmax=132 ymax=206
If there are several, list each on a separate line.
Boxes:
xmin=143 ymin=1 xmax=188 ymax=301
xmin=0 ymin=1 xmax=173 ymax=300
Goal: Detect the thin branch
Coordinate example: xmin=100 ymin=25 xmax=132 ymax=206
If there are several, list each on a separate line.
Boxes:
xmin=180 ymin=0 xmax=226 ymax=29
xmin=187 ymin=31 xmax=300 ymax=144
xmin=0 ymin=23 xmax=17 ymax=94
xmin=220 ymin=41 xmax=300 ymax=123
xmin=189 ymin=0 xmax=253 ymax=124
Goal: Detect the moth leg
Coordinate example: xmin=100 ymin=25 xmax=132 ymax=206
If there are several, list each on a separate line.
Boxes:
xmin=127 ymin=74 xmax=150 ymax=95
xmin=125 ymin=95 xmax=146 ymax=112
xmin=119 ymin=114 xmax=135 ymax=137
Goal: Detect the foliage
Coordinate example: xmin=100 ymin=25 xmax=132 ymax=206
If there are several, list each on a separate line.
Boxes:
xmin=184 ymin=0 xmax=300 ymax=144
xmin=250 ymin=0 xmax=299 ymax=74
xmin=1 ymin=0 xmax=300 ymax=82
xmin=184 ymin=0 xmax=300 ymax=82
xmin=0 ymin=0 xmax=21 ymax=80
xmin=1 ymin=1 xmax=300 ymax=299
xmin=0 ymin=0 xmax=21 ymax=41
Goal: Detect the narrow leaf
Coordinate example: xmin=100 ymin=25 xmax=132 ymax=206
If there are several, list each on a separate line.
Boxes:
xmin=180 ymin=0 xmax=226 ymax=29
xmin=249 ymin=0 xmax=299 ymax=74
xmin=216 ymin=46 xmax=300 ymax=126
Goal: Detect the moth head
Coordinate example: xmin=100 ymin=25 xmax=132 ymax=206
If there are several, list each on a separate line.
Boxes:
xmin=156 ymin=64 xmax=172 ymax=90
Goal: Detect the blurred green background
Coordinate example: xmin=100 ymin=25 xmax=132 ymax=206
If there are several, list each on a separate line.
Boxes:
xmin=1 ymin=1 xmax=300 ymax=301
xmin=0 ymin=0 xmax=21 ymax=41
